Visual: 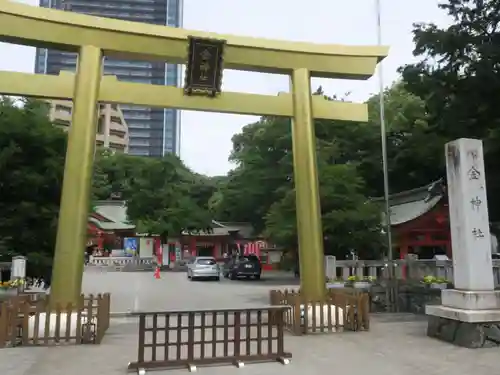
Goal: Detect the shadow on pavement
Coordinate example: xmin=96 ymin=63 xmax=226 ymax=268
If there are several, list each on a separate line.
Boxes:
xmin=228 ymin=278 xmax=300 ymax=286
xmin=226 ymin=271 xmax=300 ymax=287
xmin=371 ymin=313 xmax=427 ymax=323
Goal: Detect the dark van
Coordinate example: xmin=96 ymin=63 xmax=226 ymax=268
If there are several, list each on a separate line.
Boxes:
xmin=223 ymin=254 xmax=262 ymax=280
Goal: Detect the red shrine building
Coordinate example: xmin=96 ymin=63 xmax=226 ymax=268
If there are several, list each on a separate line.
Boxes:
xmin=383 ymin=179 xmax=451 ymax=260
xmin=87 ymin=200 xmax=136 ymax=252
xmin=177 ymin=221 xmax=280 ymax=269
xmin=86 ymin=202 xmax=281 ymax=268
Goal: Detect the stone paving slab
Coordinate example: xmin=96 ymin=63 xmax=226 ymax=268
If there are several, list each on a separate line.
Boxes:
xmin=2 ymin=315 xmax=500 ymax=375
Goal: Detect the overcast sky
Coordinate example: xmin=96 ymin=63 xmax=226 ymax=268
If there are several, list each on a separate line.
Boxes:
xmin=0 ymin=0 xmax=450 ymax=176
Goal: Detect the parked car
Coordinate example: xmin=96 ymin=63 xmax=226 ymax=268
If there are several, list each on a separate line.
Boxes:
xmin=187 ymin=256 xmax=220 ymax=281
xmin=223 ymin=255 xmax=262 ymax=280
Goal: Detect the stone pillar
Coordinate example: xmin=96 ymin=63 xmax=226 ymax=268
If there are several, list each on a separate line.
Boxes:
xmin=324 ymin=256 xmax=336 ymax=280
xmin=426 ymin=138 xmax=500 ymax=348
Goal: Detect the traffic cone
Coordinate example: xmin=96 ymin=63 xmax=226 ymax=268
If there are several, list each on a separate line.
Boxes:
xmin=154 ymin=267 xmax=160 ymax=279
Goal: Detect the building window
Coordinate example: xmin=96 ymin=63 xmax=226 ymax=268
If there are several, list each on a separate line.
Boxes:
xmin=126 ymin=122 xmax=151 ymax=129
xmin=129 ymin=130 xmax=150 ymax=138
xmin=125 ymin=112 xmax=150 ymax=120
xmin=109 ymin=129 xmax=125 ymax=137
xmin=97 ymin=118 xmax=104 ymax=134
xmin=55 ymin=104 xmax=72 ymax=114
xmin=104 ymin=59 xmax=152 ymax=69
xmin=130 ymin=148 xmax=150 ymax=156
xmin=110 ymin=142 xmax=125 ymax=151
xmin=130 ymin=139 xmax=150 ymax=146
xmin=54 ymin=119 xmax=70 ymax=127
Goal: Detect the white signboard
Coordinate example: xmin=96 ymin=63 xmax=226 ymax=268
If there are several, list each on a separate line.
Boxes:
xmin=139 ymin=237 xmax=154 ymax=258
xmin=324 ymin=255 xmax=336 ymax=280
xmin=11 ymin=256 xmax=26 ymax=279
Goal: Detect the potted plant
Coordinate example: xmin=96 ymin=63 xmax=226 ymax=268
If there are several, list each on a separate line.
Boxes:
xmin=326 ymin=277 xmax=345 ymax=289
xmin=422 ymin=275 xmax=449 ymax=290
xmin=0 ymin=278 xmax=24 ymax=297
xmin=346 ymin=275 xmax=375 ymax=289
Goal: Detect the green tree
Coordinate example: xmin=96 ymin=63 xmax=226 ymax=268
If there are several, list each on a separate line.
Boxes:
xmin=0 ymin=97 xmax=66 ymax=279
xmin=265 ymin=163 xmax=383 ymax=259
xmin=93 ymin=152 xmax=213 ymax=240
xmin=399 ymin=0 xmax=500 ymax=220
xmin=215 ymin=91 xmax=384 ymax=258
xmin=92 ymin=148 xmax=150 ymax=202
xmin=190 ymin=174 xmax=226 ymax=213
xmin=214 ymin=116 xmax=293 ymax=234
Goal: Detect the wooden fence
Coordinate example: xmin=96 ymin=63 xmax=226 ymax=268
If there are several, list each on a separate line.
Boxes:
xmin=269 ymin=289 xmax=370 ymax=335
xmin=127 ymin=306 xmax=292 ymax=373
xmin=0 ymin=293 xmax=110 ymax=348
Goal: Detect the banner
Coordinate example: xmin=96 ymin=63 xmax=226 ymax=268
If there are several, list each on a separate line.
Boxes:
xmin=123 ymin=237 xmax=137 ymax=257
xmin=243 ymin=240 xmax=266 ymax=257
xmin=139 ymin=237 xmax=154 ymax=258
xmin=155 ymin=237 xmax=162 ymax=266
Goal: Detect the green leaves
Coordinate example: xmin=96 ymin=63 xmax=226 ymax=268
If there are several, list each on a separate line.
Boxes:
xmin=0 ymin=97 xmax=66 ymax=277
xmin=92 ymin=151 xmax=212 ymax=239
xmin=400 ymin=0 xmax=500 ymax=221
xmin=214 ymin=104 xmax=384 ymax=258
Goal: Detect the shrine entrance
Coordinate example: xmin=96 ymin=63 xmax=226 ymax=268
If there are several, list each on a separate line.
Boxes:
xmin=0 ymin=1 xmax=387 ymax=305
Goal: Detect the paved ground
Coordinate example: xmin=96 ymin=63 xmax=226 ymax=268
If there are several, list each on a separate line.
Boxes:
xmin=82 ymin=269 xmax=300 ymax=313
xmin=2 ymin=270 xmax=499 ymax=375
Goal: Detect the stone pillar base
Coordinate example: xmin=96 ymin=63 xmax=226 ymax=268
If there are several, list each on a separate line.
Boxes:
xmin=427 ymin=315 xmax=500 ymax=348
xmin=427 ymin=304 xmax=500 ymax=348
xmin=442 ymin=289 xmax=500 ymax=310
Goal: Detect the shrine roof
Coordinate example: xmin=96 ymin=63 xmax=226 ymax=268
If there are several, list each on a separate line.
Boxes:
xmin=374 ymin=179 xmax=445 ymax=226
xmin=181 ymin=221 xmax=254 ymax=238
xmin=90 ymin=200 xmax=135 ymax=231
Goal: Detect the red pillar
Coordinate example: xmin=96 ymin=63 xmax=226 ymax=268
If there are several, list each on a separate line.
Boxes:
xmin=154 ymin=237 xmax=162 ymax=265
xmin=213 ymin=241 xmax=221 ymax=259
xmin=190 ymin=237 xmax=197 ymax=257
xmin=400 ymin=238 xmax=409 ymax=279
xmin=96 ymin=232 xmax=104 ymax=250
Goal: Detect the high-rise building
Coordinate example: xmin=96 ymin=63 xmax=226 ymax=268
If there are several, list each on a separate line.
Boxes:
xmin=46 ymin=100 xmax=130 ymax=153
xmin=34 ymin=0 xmax=183 ymax=157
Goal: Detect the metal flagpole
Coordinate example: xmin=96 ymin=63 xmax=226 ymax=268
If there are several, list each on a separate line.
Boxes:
xmin=375 ymin=0 xmax=395 ymax=311
xmin=375 ymin=0 xmax=393 ymax=261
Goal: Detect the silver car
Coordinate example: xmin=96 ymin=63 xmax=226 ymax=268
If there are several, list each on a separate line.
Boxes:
xmin=187 ymin=256 xmax=220 ymax=281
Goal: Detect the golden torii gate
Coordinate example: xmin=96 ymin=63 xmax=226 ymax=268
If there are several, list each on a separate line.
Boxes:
xmin=0 ymin=0 xmax=388 ymax=306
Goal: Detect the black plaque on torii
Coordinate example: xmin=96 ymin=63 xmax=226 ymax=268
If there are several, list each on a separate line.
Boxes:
xmin=184 ymin=36 xmax=225 ymax=97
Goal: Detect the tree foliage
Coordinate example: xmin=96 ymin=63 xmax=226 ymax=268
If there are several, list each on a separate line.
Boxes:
xmin=213 ymin=90 xmax=386 ymax=258
xmin=0 ymin=97 xmax=66 ymax=278
xmin=400 ymin=0 xmax=500 ymax=220
xmin=213 ymin=77 xmax=457 ymax=258
xmin=92 ymin=150 xmax=213 ymax=239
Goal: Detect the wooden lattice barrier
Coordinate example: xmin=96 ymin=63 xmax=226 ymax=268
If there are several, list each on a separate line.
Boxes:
xmin=269 ymin=289 xmax=370 ymax=335
xmin=128 ymin=306 xmax=292 ymax=373
xmin=0 ymin=293 xmax=110 ymax=347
